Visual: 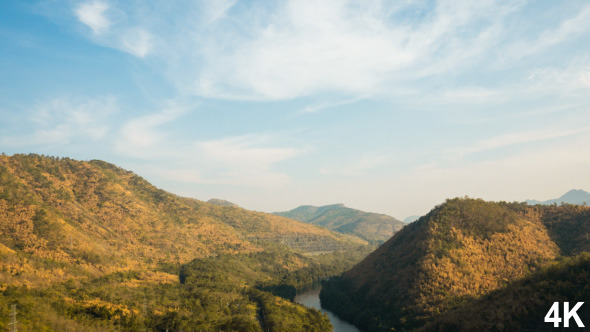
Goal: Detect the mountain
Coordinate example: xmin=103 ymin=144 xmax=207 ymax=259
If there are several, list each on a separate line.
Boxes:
xmin=274 ymin=204 xmax=405 ymax=243
xmin=207 ymin=198 xmax=238 ymax=207
xmin=403 ymin=215 xmax=421 ymax=223
xmin=321 ymin=198 xmax=590 ymax=331
xmin=0 ymin=154 xmax=368 ymax=331
xmin=526 ymin=189 xmax=590 ymax=206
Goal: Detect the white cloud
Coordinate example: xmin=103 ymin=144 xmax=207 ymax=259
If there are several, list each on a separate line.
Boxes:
xmin=202 ymin=0 xmax=237 ymax=24
xmin=501 ymin=5 xmax=590 ymax=64
xmin=117 ymin=105 xmax=187 ymax=153
xmin=65 ymin=1 xmax=590 ymax=101
xmin=454 ymin=126 xmax=590 ymax=157
xmin=31 ymin=0 xmax=590 ymax=216
xmin=73 ymin=1 xmax=153 ymax=58
xmin=191 ymin=1 xmax=418 ymax=99
xmin=119 ymin=27 xmax=152 ymax=58
xmin=115 ymin=105 xmax=305 ymax=187
xmin=136 ymin=134 xmax=305 ymax=188
xmin=0 ymin=96 xmax=117 ymax=147
xmin=192 ymin=134 xmax=305 ymax=186
xmin=199 ymin=135 xmax=301 ymax=167
xmin=75 ymin=1 xmax=111 ymax=34
xmin=526 ymin=64 xmax=590 ymax=97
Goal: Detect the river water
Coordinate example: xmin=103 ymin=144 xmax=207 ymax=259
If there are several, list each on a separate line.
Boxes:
xmin=294 ymin=285 xmax=361 ymax=332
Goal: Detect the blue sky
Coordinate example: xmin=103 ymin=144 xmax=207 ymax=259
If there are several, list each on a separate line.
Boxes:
xmin=1 ymin=0 xmax=590 ymax=219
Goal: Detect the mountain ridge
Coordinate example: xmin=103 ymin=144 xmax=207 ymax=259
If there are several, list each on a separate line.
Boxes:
xmin=526 ymin=189 xmax=590 ymax=206
xmin=0 ymin=153 xmax=367 ymax=331
xmin=320 ymin=198 xmax=590 ymax=331
xmin=274 ymin=203 xmax=405 ymax=243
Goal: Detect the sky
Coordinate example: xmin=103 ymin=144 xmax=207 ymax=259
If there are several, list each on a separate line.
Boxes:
xmin=1 ymin=0 xmax=590 ymax=219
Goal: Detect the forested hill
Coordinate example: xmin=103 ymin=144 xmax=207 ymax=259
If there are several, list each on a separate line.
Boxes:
xmin=0 ymin=154 xmax=364 ymax=269
xmin=274 ymin=204 xmax=405 ymax=243
xmin=0 ymin=153 xmax=368 ymax=331
xmin=321 ymin=198 xmax=590 ymax=331
xmin=420 ymin=253 xmax=590 ymax=331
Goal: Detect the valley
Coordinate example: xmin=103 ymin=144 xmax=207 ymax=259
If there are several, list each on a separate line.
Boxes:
xmin=295 ymin=285 xmax=360 ymax=332
xmin=321 ymin=198 xmax=590 ymax=331
xmin=0 ymin=154 xmax=370 ymax=331
xmin=1 ymin=154 xmax=589 ymax=331
xmin=3 ymin=2 xmax=588 ymax=331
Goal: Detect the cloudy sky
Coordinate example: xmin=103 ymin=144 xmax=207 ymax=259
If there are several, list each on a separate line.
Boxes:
xmin=1 ymin=0 xmax=589 ymax=219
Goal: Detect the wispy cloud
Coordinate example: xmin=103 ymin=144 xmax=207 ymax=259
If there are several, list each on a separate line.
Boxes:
xmin=132 ymin=134 xmax=306 ymax=188
xmin=404 ymin=131 xmax=590 ymax=207
xmin=116 ymin=104 xmax=187 ymax=154
xmin=63 ymin=1 xmax=590 ymax=102
xmin=202 ymin=0 xmax=237 ymax=24
xmin=14 ymin=0 xmax=590 ymax=217
xmin=73 ymin=1 xmax=153 ymax=58
xmin=501 ymin=5 xmax=590 ymax=64
xmin=192 ymin=134 xmax=306 ymax=186
xmin=75 ymin=1 xmax=111 ymax=34
xmin=295 ymin=97 xmax=363 ymax=115
xmin=320 ymin=153 xmax=394 ymax=177
xmin=120 ymin=27 xmax=152 ymax=58
xmin=0 ymin=96 xmax=117 ymax=147
xmin=525 ymin=63 xmax=590 ymax=97
xmin=115 ymin=105 xmax=305 ymax=187
xmin=454 ymin=126 xmax=590 ymax=157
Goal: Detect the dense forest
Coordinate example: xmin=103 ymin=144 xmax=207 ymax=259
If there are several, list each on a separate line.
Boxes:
xmin=0 ymin=154 xmax=371 ymax=331
xmin=321 ymin=198 xmax=590 ymax=331
xmin=274 ymin=204 xmax=405 ymax=244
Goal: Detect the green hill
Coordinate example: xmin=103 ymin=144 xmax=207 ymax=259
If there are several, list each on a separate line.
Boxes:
xmin=0 ymin=153 xmax=368 ymax=331
xmin=321 ymin=198 xmax=590 ymax=331
xmin=274 ymin=204 xmax=405 ymax=244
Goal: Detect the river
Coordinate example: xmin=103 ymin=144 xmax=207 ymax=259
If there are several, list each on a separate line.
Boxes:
xmin=294 ymin=285 xmax=361 ymax=332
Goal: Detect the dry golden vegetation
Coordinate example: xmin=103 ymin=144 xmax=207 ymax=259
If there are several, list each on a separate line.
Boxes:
xmin=321 ymin=198 xmax=590 ymax=331
xmin=0 ymin=154 xmax=368 ymax=331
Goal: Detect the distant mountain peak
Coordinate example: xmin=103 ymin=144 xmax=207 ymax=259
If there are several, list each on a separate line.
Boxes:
xmin=526 ymin=189 xmax=590 ymax=206
xmin=559 ymin=189 xmax=590 ymax=200
xmin=329 ymin=203 xmax=346 ymax=208
xmin=274 ymin=203 xmax=404 ymax=244
xmin=403 ymin=215 xmax=421 ymax=223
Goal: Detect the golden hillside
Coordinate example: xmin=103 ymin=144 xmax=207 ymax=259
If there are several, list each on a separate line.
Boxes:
xmin=321 ymin=198 xmax=590 ymax=331
xmin=0 ymin=154 xmax=364 ymax=284
xmin=0 ymin=153 xmax=367 ymax=331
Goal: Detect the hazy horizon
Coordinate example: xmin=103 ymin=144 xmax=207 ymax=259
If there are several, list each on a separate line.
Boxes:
xmin=2 ymin=1 xmax=590 ymax=219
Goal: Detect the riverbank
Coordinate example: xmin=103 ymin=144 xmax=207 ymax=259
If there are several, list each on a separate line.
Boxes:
xmin=294 ymin=285 xmax=361 ymax=332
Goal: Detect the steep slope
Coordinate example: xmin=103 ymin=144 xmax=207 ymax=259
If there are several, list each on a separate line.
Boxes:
xmin=320 ymin=198 xmax=590 ymax=331
xmin=0 ymin=153 xmax=366 ymax=331
xmin=421 ymin=253 xmax=590 ymax=331
xmin=0 ymin=154 xmax=364 ymax=279
xmin=274 ymin=204 xmax=405 ymax=243
xmin=526 ymin=189 xmax=590 ymax=206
